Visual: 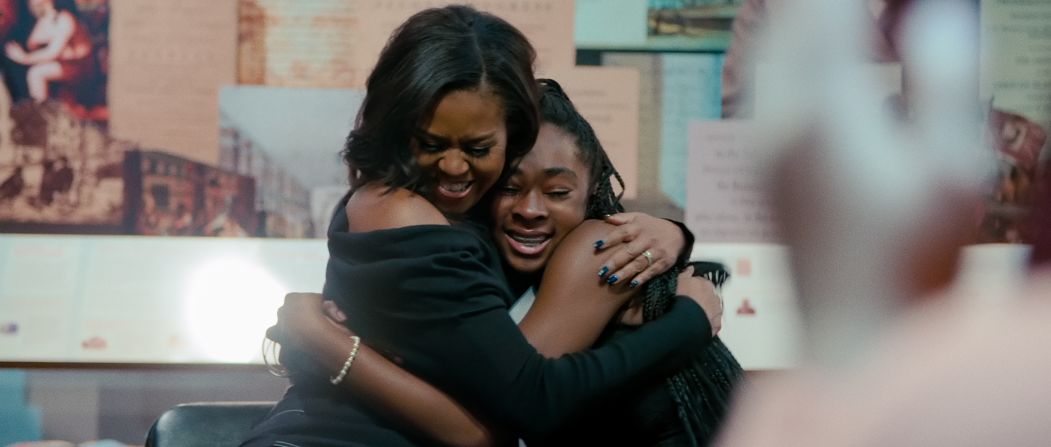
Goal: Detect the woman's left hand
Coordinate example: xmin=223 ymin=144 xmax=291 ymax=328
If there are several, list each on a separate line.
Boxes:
xmin=594 ymin=212 xmax=685 ymax=288
xmin=268 ymin=293 xmax=351 ymax=350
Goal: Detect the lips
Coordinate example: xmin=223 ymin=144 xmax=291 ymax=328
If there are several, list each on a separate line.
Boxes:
xmin=504 ymin=230 xmax=552 ymax=256
xmin=437 ymin=181 xmax=473 ymax=200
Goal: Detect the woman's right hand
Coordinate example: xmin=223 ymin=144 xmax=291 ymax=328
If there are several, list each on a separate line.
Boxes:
xmin=676 ymin=267 xmax=722 ymax=337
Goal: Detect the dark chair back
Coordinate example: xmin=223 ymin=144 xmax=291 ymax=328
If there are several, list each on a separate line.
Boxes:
xmin=145 ymin=401 xmax=274 ymax=447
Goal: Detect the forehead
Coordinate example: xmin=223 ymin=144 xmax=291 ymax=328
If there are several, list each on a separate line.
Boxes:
xmin=424 ymin=88 xmax=505 ymax=134
xmin=515 ymin=123 xmax=587 ymax=176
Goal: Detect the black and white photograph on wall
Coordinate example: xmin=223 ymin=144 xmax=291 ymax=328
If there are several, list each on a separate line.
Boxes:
xmin=219 ymin=85 xmax=361 ymax=238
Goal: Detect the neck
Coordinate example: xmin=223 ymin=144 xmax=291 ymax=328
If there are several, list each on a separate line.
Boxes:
xmin=504 ymin=264 xmax=542 ymax=298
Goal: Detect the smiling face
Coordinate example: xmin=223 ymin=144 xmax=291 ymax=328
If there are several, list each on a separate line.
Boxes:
xmin=413 ymin=88 xmax=509 ymax=215
xmin=491 ymin=123 xmax=591 ymax=274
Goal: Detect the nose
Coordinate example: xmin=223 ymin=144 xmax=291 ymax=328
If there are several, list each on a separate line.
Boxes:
xmin=512 ymin=190 xmax=547 ymax=222
xmin=437 ymin=151 xmax=469 ymax=178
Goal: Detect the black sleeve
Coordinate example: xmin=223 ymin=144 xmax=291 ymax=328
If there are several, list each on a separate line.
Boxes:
xmin=433 ymin=295 xmax=710 ymax=440
xmin=665 ymin=219 xmax=696 ymax=267
xmin=327 ymin=224 xmax=710 ymax=440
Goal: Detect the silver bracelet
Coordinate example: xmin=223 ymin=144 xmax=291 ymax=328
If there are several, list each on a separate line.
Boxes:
xmin=329 ymin=335 xmax=361 ymax=386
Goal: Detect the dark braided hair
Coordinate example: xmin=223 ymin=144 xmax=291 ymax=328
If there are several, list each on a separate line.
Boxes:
xmin=538 ymin=79 xmax=743 ymax=446
xmin=536 ymin=79 xmax=624 ymax=219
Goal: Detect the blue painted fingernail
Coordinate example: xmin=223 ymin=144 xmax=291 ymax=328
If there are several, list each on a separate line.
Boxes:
xmin=607 ymin=274 xmax=619 ymax=285
xmin=594 ymin=240 xmax=604 ymax=249
xmin=629 ymin=280 xmax=640 ymax=288
xmin=598 ymin=266 xmax=609 ymax=277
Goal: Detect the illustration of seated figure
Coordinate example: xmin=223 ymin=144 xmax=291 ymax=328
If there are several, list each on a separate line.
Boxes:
xmin=4 ymin=0 xmax=94 ymax=104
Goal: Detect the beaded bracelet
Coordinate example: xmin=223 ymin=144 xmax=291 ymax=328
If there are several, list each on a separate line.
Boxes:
xmin=329 ymin=335 xmax=361 ymax=386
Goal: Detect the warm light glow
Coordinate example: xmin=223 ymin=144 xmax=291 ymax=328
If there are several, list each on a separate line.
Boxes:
xmin=183 ymin=258 xmax=286 ymax=363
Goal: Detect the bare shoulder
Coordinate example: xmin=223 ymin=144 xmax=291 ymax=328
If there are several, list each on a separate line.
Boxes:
xmin=345 ymin=185 xmax=449 ymax=232
xmin=540 ymin=219 xmax=637 ymax=301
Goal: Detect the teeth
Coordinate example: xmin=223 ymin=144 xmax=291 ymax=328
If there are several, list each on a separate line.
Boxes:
xmin=440 ymin=182 xmax=470 ymax=192
xmin=510 ymin=234 xmax=547 ymax=246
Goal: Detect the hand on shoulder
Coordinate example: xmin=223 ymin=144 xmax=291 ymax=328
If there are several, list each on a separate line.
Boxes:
xmin=542 ymin=219 xmax=638 ymax=301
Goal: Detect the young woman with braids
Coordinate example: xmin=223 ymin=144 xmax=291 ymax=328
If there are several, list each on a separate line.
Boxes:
xmin=495 ymin=79 xmax=744 ymax=446
xmin=265 ymin=78 xmax=741 ymax=447
xmin=243 ymin=6 xmax=722 ymax=447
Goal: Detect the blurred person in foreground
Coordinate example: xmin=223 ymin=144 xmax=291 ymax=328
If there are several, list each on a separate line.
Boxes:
xmin=715 ymin=0 xmax=1051 ymax=445
xmin=722 ymin=0 xmax=1047 ymax=243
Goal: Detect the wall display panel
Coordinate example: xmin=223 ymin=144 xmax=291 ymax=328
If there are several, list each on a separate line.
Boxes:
xmin=575 ymin=0 xmax=648 ymax=48
xmin=647 ymin=0 xmax=742 ymax=51
xmin=0 ymin=0 xmax=118 ymax=234
xmin=238 ymin=0 xmax=576 ymax=89
xmin=981 ymin=0 xmax=1051 ymax=142
xmin=578 ymin=0 xmax=740 ymax=52
xmin=0 ymin=234 xmax=327 ymax=364
xmin=979 ymin=0 xmax=1051 ymax=244
xmin=108 ymin=0 xmax=238 ymax=165
xmin=219 ymin=86 xmax=363 ymax=238
xmin=659 ymin=53 xmax=723 ymax=208
xmin=539 ymin=66 xmax=642 ymax=199
xmin=237 ymin=0 xmax=359 ymax=88
xmin=596 ymin=52 xmax=722 ymax=217
xmin=696 ymin=239 xmax=1034 ymax=371
xmin=691 ymin=243 xmax=801 ymax=370
xmin=354 ymin=0 xmax=576 ymax=82
xmin=0 ymin=0 xmax=241 ymax=237
xmin=577 ymin=0 xmax=744 ymax=51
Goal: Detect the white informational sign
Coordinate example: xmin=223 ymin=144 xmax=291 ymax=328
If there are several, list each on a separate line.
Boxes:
xmin=0 ymin=234 xmax=1031 ymax=370
xmin=691 ymin=243 xmax=802 ymax=370
xmin=0 ymin=235 xmax=327 ymax=364
xmin=692 ymin=242 xmax=1034 ymax=371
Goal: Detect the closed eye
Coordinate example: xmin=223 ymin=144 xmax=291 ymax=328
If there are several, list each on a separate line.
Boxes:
xmin=467 ymin=146 xmax=492 ymax=157
xmin=418 ymin=141 xmax=444 ymax=153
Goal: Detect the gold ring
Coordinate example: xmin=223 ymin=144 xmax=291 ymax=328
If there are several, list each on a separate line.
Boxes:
xmin=642 ymin=250 xmax=653 ymax=267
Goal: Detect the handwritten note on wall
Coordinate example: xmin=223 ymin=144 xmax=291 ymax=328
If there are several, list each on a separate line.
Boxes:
xmin=686 ymin=120 xmax=780 ymax=243
xmin=238 ymin=0 xmax=360 ymax=88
